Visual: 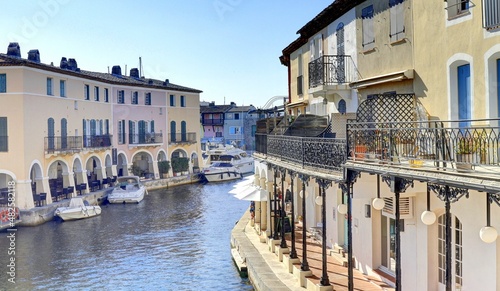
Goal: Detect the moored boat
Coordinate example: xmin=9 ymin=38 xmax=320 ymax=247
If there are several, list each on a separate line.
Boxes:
xmin=200 ymin=162 xmax=242 ymax=183
xmin=108 ymin=176 xmax=146 ymax=204
xmin=202 ymin=144 xmax=254 ymax=174
xmin=0 ymin=206 xmax=21 ymax=230
xmin=54 ymin=197 xmax=101 ymax=221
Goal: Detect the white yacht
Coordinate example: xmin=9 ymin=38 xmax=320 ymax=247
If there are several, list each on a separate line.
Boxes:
xmin=54 ymin=198 xmax=102 ymax=221
xmin=200 ymin=162 xmax=242 ymax=183
xmin=108 ymin=176 xmax=147 ymax=204
xmin=202 ymin=144 xmax=254 ymax=174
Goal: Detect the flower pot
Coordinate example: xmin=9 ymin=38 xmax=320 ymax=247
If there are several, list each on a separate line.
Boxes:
xmin=354 ymin=145 xmax=367 ymax=159
xmin=456 ymin=153 xmax=474 ymax=172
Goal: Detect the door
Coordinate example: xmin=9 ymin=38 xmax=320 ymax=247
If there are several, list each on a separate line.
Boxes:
xmin=381 ymin=215 xmax=397 ymax=274
xmin=457 ymin=64 xmax=471 ymax=128
xmin=138 ymin=120 xmax=145 ymax=143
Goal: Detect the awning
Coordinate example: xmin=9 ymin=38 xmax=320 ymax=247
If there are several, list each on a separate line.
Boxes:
xmin=350 ymin=69 xmax=414 ymax=89
xmin=234 ymin=187 xmax=268 ymax=201
xmin=229 ymin=176 xmax=255 ymax=194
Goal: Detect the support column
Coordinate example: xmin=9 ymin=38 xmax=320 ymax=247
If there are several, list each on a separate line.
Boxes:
xmin=272 ymin=166 xmax=279 ymax=240
xmin=62 ymin=171 xmax=75 ymax=188
xmin=150 ymin=160 xmax=159 ymax=179
xmin=279 ymin=167 xmax=288 ymax=249
xmin=13 ymin=180 xmax=35 ymax=210
xmin=317 ymin=178 xmax=332 ymax=287
xmin=94 ymin=166 xmax=105 ymax=182
xmin=428 ymin=184 xmax=469 ymax=291
xmin=299 ymin=174 xmax=310 ymax=272
xmin=288 ymin=170 xmax=298 ymax=259
xmin=383 ymin=176 xmax=415 ymax=291
xmin=74 ymin=170 xmax=89 ymax=194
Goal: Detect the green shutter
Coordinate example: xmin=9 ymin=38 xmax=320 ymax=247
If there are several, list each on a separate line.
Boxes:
xmin=0 ymin=117 xmax=7 ymax=151
xmin=0 ymin=74 xmax=6 ymax=93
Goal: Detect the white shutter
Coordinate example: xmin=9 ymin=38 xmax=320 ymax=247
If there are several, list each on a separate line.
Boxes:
xmin=382 ymin=197 xmax=413 ymax=219
xmin=318 ymin=35 xmax=323 ymax=57
xmin=310 ymin=40 xmax=314 ymax=60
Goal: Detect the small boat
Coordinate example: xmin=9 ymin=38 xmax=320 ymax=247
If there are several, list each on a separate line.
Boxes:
xmin=54 ymin=198 xmax=101 ymax=221
xmin=202 ymin=144 xmax=254 ymax=174
xmin=108 ymin=176 xmax=146 ymax=204
xmin=200 ymin=162 xmax=242 ymax=183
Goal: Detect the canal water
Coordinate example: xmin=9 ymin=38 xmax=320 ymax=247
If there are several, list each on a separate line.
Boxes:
xmin=0 ymin=181 xmax=254 ymax=290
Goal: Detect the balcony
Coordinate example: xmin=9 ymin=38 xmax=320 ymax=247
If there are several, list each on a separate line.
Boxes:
xmin=308 ymin=55 xmax=360 ymax=96
xmin=202 ymin=118 xmax=224 ymax=126
xmin=83 ymin=135 xmax=112 ymax=149
xmin=45 ymin=136 xmax=82 ymax=154
xmin=346 ymin=119 xmax=500 ymax=180
xmin=169 ymin=132 xmax=197 ymax=144
xmin=128 ymin=133 xmax=163 ymax=146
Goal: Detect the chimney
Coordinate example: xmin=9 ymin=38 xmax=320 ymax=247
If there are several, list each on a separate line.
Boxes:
xmin=27 ymin=49 xmax=40 ymax=63
xmin=130 ymin=68 xmax=139 ymax=78
xmin=148 ymin=79 xmax=154 ymax=85
xmin=67 ymin=58 xmax=78 ymax=71
xmin=111 ymin=65 xmax=122 ymax=76
xmin=7 ymin=42 xmax=21 ymax=57
xmin=163 ymin=79 xmax=169 ymax=86
xmin=60 ymin=57 xmax=68 ymax=69
xmin=230 ymin=101 xmax=236 ymax=106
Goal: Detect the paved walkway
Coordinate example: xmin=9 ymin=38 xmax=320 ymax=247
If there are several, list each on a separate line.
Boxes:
xmin=232 ymin=212 xmax=395 ymax=291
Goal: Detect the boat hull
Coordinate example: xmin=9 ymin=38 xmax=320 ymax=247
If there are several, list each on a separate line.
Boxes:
xmin=202 ymin=171 xmax=242 ymax=182
xmin=55 ymin=206 xmax=101 ymax=221
xmin=107 ymin=188 xmax=145 ymax=204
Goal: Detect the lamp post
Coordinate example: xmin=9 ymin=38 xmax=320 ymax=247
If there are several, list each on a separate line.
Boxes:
xmin=479 ymin=193 xmax=498 ymax=243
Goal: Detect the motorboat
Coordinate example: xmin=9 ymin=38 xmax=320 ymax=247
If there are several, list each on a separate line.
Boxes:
xmin=54 ymin=197 xmax=101 ymax=221
xmin=200 ymin=162 xmax=242 ymax=183
xmin=108 ymin=176 xmax=146 ymax=204
xmin=202 ymin=144 xmax=254 ymax=174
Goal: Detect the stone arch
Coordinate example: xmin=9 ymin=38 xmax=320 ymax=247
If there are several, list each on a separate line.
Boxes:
xmin=484 ymin=45 xmax=500 ymax=122
xmin=72 ymin=156 xmax=87 ymax=188
xmin=447 ymin=53 xmax=474 ymax=121
xmin=157 ymin=149 xmax=167 ymax=161
xmin=104 ymin=153 xmax=113 ymax=178
xmin=85 ymin=155 xmax=103 ymax=183
xmin=190 ymin=152 xmax=199 ymax=173
xmin=131 ymin=150 xmax=155 ymax=178
xmin=29 ymin=161 xmax=44 ymax=195
xmin=117 ymin=151 xmax=128 ymax=177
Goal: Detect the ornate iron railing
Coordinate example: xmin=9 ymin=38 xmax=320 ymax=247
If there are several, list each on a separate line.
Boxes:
xmin=45 ymin=136 xmax=82 ymax=153
xmin=347 ymin=118 xmax=500 ymax=172
xmin=202 ymin=119 xmax=224 ymax=125
xmin=83 ymin=135 xmax=112 ymax=148
xmin=308 ymin=55 xmax=360 ymax=88
xmin=169 ymin=132 xmax=197 ymax=144
xmin=129 ymin=133 xmax=163 ymax=145
xmin=266 ymin=135 xmax=346 ymax=172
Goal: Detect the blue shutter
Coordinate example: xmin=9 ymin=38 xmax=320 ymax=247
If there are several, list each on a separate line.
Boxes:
xmin=129 ymin=120 xmax=133 ymax=143
xmin=170 ymin=121 xmax=176 ymax=142
xmin=181 ymin=121 xmax=187 ymax=141
xmin=48 ymin=118 xmax=55 ymax=150
xmin=457 ymin=64 xmax=471 ymax=128
xmin=150 ymin=120 xmax=155 ymax=133
xmin=0 ymin=74 xmax=6 ymax=93
xmin=0 ymin=117 xmax=7 ymax=151
xmin=61 ymin=118 xmax=67 ymax=149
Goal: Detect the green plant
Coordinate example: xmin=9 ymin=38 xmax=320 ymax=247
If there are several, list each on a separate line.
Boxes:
xmin=129 ymin=164 xmax=145 ymax=177
xmin=456 ymin=137 xmax=476 ymax=154
xmin=171 ymin=157 xmax=189 ymax=172
xmin=157 ymin=160 xmax=171 ymax=174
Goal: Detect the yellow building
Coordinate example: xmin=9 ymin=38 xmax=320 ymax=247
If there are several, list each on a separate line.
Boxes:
xmin=0 ymin=43 xmax=202 ymax=210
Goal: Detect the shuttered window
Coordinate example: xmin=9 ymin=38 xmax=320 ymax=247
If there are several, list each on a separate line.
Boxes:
xmin=447 ymin=0 xmax=470 ymax=19
xmin=390 ymin=0 xmax=405 ymax=42
xmin=0 ymin=74 xmax=6 ymax=93
xmin=0 ymin=117 xmax=7 ymax=151
xmin=483 ymin=0 xmax=500 ymax=30
xmin=382 ymin=196 xmax=413 ymax=219
xmin=118 ymin=90 xmax=124 ymax=104
xmin=362 ymin=5 xmax=375 ymax=50
xmin=47 ymin=78 xmax=53 ymax=95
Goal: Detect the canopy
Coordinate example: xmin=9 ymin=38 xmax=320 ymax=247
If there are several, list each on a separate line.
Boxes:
xmin=229 ymin=176 xmax=255 ymax=194
xmin=234 ymin=187 xmax=268 ymax=201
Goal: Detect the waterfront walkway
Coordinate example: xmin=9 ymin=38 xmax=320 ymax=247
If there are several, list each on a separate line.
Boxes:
xmin=232 ymin=212 xmax=395 ymax=291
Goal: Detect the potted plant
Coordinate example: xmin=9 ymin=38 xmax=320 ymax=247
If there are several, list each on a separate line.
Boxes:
xmin=455 ymin=137 xmax=475 ymax=171
xmin=129 ymin=164 xmax=144 ymax=177
xmin=171 ymin=157 xmax=189 ymax=175
xmin=157 ymin=160 xmax=171 ymax=179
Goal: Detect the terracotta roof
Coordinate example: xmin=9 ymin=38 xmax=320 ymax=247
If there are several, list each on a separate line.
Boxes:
xmin=0 ymin=54 xmax=202 ymax=93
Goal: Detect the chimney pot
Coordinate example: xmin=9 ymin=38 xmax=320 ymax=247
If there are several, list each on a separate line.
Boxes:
xmin=7 ymin=42 xmax=21 ymax=57
xmin=130 ymin=68 xmax=139 ymax=78
xmin=111 ymin=65 xmax=122 ymax=76
xmin=27 ymin=49 xmax=40 ymax=63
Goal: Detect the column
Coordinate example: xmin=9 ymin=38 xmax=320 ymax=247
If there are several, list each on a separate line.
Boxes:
xmin=62 ymin=171 xmax=75 ymax=188
xmin=13 ymin=179 xmax=35 ymax=209
xmin=94 ymin=166 xmax=106 ymax=182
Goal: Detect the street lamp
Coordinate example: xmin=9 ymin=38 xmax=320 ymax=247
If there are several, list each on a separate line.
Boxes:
xmin=480 ymin=193 xmax=498 ymax=243
xmin=372 ymin=174 xmax=385 ymax=210
xmin=421 ymin=187 xmax=436 ymax=226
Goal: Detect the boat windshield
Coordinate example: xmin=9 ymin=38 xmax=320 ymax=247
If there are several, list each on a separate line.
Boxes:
xmin=211 ymin=162 xmax=233 ymax=168
xmin=239 ymin=152 xmax=248 ymax=158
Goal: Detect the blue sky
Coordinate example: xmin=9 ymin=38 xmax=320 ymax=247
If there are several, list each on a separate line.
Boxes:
xmin=1 ymin=0 xmax=332 ymax=108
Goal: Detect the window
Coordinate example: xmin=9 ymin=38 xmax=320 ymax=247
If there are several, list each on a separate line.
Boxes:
xmin=84 ymin=84 xmax=90 ymax=100
xmin=447 ymin=0 xmax=470 ymax=19
xmin=226 ymin=113 xmax=233 ymax=119
xmin=0 ymin=74 xmax=6 ymax=93
xmin=104 ymin=88 xmax=109 ymax=103
xmin=145 ymin=93 xmax=151 ymax=105
xmin=132 ymin=91 xmax=138 ymax=104
xmin=118 ymin=90 xmax=125 ymax=104
xmin=105 ymin=119 xmax=109 ymax=135
xmin=362 ymin=5 xmax=375 ymax=50
xmin=170 ymin=94 xmax=176 ymax=106
xmin=251 ymin=125 xmax=256 ymax=137
xmin=60 ymin=80 xmax=66 ymax=97
xmin=483 ymin=0 xmax=500 ymax=30
xmin=0 ymin=117 xmax=7 ymax=151
xmin=438 ymin=215 xmax=463 ymax=289
xmin=390 ymin=0 xmax=405 ymax=42
xmin=170 ymin=121 xmax=176 ymax=142
xmin=94 ymin=86 xmax=99 ymax=101
xmin=229 ymin=126 xmax=241 ymax=135
xmin=47 ymin=78 xmax=53 ymax=95
xmin=118 ymin=120 xmax=125 ymax=144
xmin=181 ymin=121 xmax=187 ymax=141
xmin=234 ymin=113 xmax=240 ymax=120
xmin=297 ymin=53 xmax=303 ymax=95
xmin=180 ymin=95 xmax=186 ymax=107
xmin=309 ymin=34 xmax=323 ymax=61
xmin=129 ymin=120 xmax=136 ymax=144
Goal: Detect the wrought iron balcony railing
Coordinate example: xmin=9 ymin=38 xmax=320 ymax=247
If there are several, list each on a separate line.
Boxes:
xmin=347 ymin=118 xmax=500 ymax=173
xmin=258 ymin=134 xmax=346 ymax=172
xmin=169 ymin=132 xmax=197 ymax=144
xmin=308 ymin=55 xmax=360 ymax=88
xmin=202 ymin=119 xmax=224 ymax=125
xmin=129 ymin=133 xmax=163 ymax=145
xmin=83 ymin=135 xmax=112 ymax=148
xmin=45 ymin=136 xmax=82 ymax=153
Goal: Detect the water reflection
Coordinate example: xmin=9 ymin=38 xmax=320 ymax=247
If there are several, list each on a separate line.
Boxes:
xmin=0 ymin=182 xmax=254 ymax=290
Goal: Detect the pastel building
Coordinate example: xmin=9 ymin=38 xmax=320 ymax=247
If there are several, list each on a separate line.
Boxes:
xmin=0 ymin=43 xmax=202 ymax=210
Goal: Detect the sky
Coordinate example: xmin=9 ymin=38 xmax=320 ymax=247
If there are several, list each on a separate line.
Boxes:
xmin=0 ymin=0 xmax=333 ymax=108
